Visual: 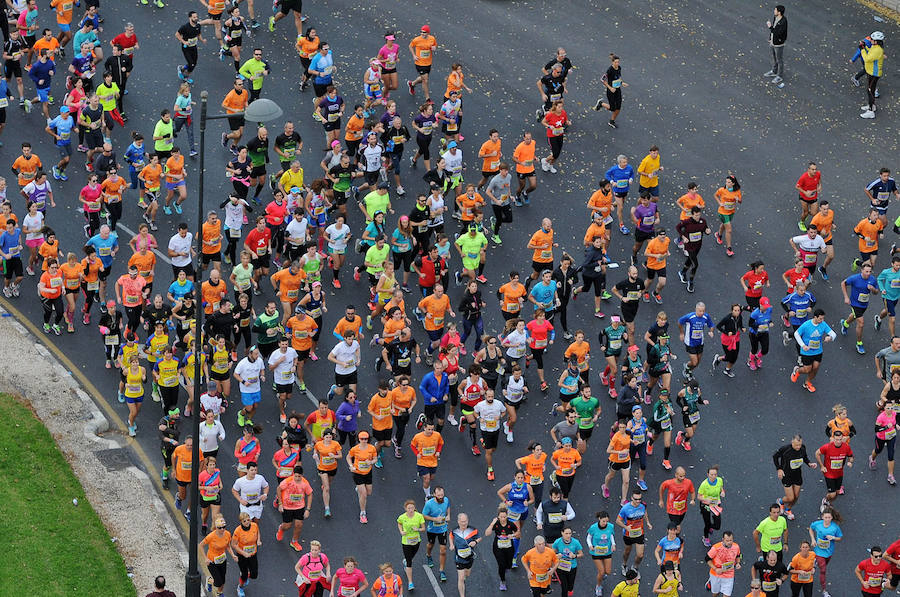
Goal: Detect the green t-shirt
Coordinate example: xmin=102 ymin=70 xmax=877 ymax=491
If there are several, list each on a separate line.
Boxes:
xmin=455 ymin=232 xmax=487 ymax=267
xmin=364 ymin=244 xmax=390 ymax=275
xmin=232 ymin=263 xmax=254 ymax=292
xmin=570 ymin=396 xmax=599 ymax=429
xmin=755 ymin=516 xmax=787 ymax=552
xmin=253 ymin=311 xmax=282 ymax=345
xmin=397 ymin=511 xmax=426 ymax=545
xmin=154 ymin=119 xmax=174 ymax=152
xmin=96 ymin=82 xmax=120 ymax=112
xmin=602 ymin=325 xmax=627 ymax=356
xmin=363 ymin=191 xmax=390 ymax=221
xmin=238 ymin=57 xmax=267 ymax=90
xmin=698 ymin=477 xmax=725 ymax=504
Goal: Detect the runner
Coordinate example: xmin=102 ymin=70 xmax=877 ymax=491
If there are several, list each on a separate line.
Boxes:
xmin=852 ymin=208 xmax=884 ymax=271
xmin=752 ymin=503 xmax=788 ymax=564
xmin=611 ymin=266 xmax=645 ymax=342
xmin=869 ymin=401 xmax=897 ymax=485
xmin=840 ymin=262 xmax=880 ymax=354
xmin=711 ymin=304 xmax=745 ymax=378
xmin=855 ymin=546 xmax=892 ymax=597
xmin=201 ymin=516 xmax=235 ymax=597
xmin=512 ymin=132 xmax=537 ymax=205
xmin=616 ymin=489 xmax=652 ymax=574
xmin=814 ymin=430 xmax=853 ymax=512
xmin=602 ymin=419 xmax=632 ymax=504
xmin=449 ymin=512 xmax=481 ymax=597
xmin=698 ymin=465 xmax=726 ymax=548
xmin=706 ymin=531 xmax=742 ymax=597
xmin=643 ymin=228 xmax=670 ymax=304
xmin=647 ymin=390 xmax=675 ymax=467
xmin=780 ymin=280 xmax=815 ymax=347
xmin=540 ymin=100 xmax=569 ymax=173
xmin=772 ymin=434 xmax=816 ymax=520
xmin=330 ymin=557 xmax=369 ymax=597
xmin=790 ymin=308 xmax=836 ymax=392
xmin=275 ymin=465 xmax=312 ymax=552
xmin=677 ymin=302 xmax=715 ymax=379
xmin=595 ymin=54 xmax=627 ymax=128
xmin=407 ymin=25 xmax=437 ymax=102
xmin=750 ymin=550 xmax=787 ymax=596
xmin=521 ymin=535 xmax=559 ymax=597
xmin=676 ymin=206 xmax=711 ymax=293
xmin=741 ymin=261 xmax=770 ymax=311
xmin=808 ymin=507 xmax=842 ymax=597
xmin=550 ymin=436 xmax=581 ymax=500
xmin=795 ymin=162 xmax=821 ymax=232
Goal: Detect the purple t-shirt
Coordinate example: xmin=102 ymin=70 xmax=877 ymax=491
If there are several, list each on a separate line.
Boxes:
xmin=634 ymin=202 xmax=657 ymax=233
xmin=335 ymin=400 xmax=360 ymax=432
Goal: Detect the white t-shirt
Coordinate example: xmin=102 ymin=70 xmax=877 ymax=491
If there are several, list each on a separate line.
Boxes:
xmin=441 ymin=149 xmax=463 ymax=175
xmin=474 ymin=399 xmax=506 ymax=432
xmin=234 ymin=357 xmax=265 ymax=393
xmin=325 ymin=223 xmax=350 ymax=252
xmin=268 ymin=346 xmax=298 ymax=386
xmin=224 ymin=200 xmax=246 ymax=232
xmin=167 ymin=232 xmax=193 ymax=267
xmin=504 ymin=375 xmax=526 ymax=404
xmin=361 ymin=143 xmax=384 ymax=172
xmin=22 ymin=212 xmax=44 ymax=241
xmin=285 ymin=217 xmax=309 ymax=247
xmin=504 ymin=329 xmax=528 ymax=359
xmin=329 ymin=340 xmax=359 ymax=374
xmin=198 ymin=419 xmax=226 ymax=452
xmin=200 ymin=391 xmax=223 ymax=416
xmin=791 ymin=234 xmax=827 ymax=254
xmin=232 ymin=474 xmax=269 ymax=503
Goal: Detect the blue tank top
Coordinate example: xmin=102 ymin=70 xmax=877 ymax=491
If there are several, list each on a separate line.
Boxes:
xmin=561 ymin=370 xmax=580 ymax=395
xmin=506 ymin=481 xmax=529 ymax=513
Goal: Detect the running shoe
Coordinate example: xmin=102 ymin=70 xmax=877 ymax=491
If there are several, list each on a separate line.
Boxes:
xmin=471 ymin=444 xmax=481 ymax=456
xmin=276 ymin=527 xmax=284 ymax=541
xmin=636 ymin=479 xmax=648 ymax=491
xmin=874 ymin=313 xmax=883 ymax=331
xmin=653 ymin=292 xmax=663 ymax=304
xmin=52 ymin=166 xmax=61 ymax=180
xmin=487 ymin=468 xmax=494 ymax=481
xmin=619 ymin=225 xmax=629 ymax=235
xmin=797 ymin=221 xmax=807 ymax=232
xmin=726 ymin=247 xmax=734 ymax=257
xmin=839 ymin=319 xmax=848 ymax=335
xmin=857 ymin=342 xmax=866 ymax=354
xmin=290 ymin=540 xmax=303 ymax=551
xmin=686 ymin=280 xmax=695 ymax=293
xmin=601 ymin=484 xmax=610 ymax=498
xmin=818 ymin=265 xmax=829 ymax=280
xmin=439 ymin=571 xmax=447 ymax=582
xmin=678 ymin=270 xmax=687 ymax=284
xmin=675 ymin=430 xmax=684 ymax=446
xmin=662 ymin=460 xmax=672 ymax=470
xmin=803 ymin=381 xmax=816 ymax=393
xmin=407 ymin=80 xmax=415 ymax=95
xmin=888 ymin=474 xmax=896 ymax=485
xmin=714 ymin=231 xmax=723 ymax=245
xmin=790 ymin=366 xmax=800 ymax=383
xmin=268 ymin=16 xmax=275 ymax=32
xmin=359 ymin=513 xmax=368 ymax=524
xmin=869 ymin=455 xmax=877 ymax=470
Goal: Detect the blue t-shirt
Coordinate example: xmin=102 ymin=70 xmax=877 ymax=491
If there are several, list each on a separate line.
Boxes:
xmin=86 ymin=232 xmax=119 ymax=268
xmin=678 ymin=312 xmax=714 ymax=347
xmin=529 ymin=281 xmax=558 ymax=311
xmin=48 ymin=114 xmax=75 ymax=146
xmin=617 ymin=502 xmax=647 ymax=536
xmin=781 ymin=291 xmax=816 ymax=326
xmin=843 ymin=273 xmax=878 ymax=309
xmin=124 ymin=143 xmax=147 ymax=171
xmin=657 ymin=535 xmax=683 ymax=560
xmin=586 ymin=522 xmax=615 ymax=557
xmin=867 ymin=177 xmax=897 ymax=207
xmin=749 ymin=306 xmax=773 ymax=335
xmin=0 ymin=228 xmax=22 ymax=258
xmin=809 ymin=519 xmax=842 ymax=558
xmin=451 ymin=527 xmax=480 ymax=562
xmin=505 ymin=481 xmax=530 ymax=514
xmin=390 ymin=228 xmax=412 ymax=254
xmin=167 ymin=279 xmax=195 ymax=302
xmin=422 ymin=497 xmax=450 ymax=533
xmin=795 ymin=319 xmax=834 ymax=356
xmin=308 ymin=51 xmax=334 ymax=85
xmin=552 ymin=537 xmax=583 ymax=569
xmin=605 ymin=164 xmax=635 ymax=194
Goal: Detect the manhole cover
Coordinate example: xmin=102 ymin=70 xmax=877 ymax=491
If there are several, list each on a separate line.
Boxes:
xmin=95 ymin=448 xmax=133 ymax=472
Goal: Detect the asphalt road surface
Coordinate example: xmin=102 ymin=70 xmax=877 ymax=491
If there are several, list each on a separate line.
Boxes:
xmin=3 ymin=0 xmax=900 ymax=595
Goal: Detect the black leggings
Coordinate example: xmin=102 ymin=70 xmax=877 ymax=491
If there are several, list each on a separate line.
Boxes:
xmin=208 ymin=560 xmax=226 ymax=588
xmin=558 ymin=296 xmax=570 ymax=332
xmin=85 ymin=211 xmax=102 ymax=237
xmin=682 ymin=250 xmax=699 ymax=279
xmin=234 ymin=326 xmax=252 ymax=352
xmin=721 ymin=343 xmax=739 ymax=365
xmin=392 ymin=412 xmax=410 ymax=445
xmin=268 ymin=223 xmax=285 ymax=255
xmin=182 ymin=46 xmax=199 ymax=74
xmin=790 ymin=581 xmax=813 ymax=597
xmin=557 ymin=568 xmax=577 ymax=596
xmin=491 ymin=204 xmax=512 ymax=235
xmin=107 ymin=201 xmax=123 ymax=232
xmin=124 ymin=305 xmax=142 ymax=332
xmin=749 ymin=332 xmax=769 ymax=355
xmin=225 ymin=236 xmax=240 ymax=264
xmin=416 ymin=135 xmax=431 ymax=161
xmin=233 ymin=180 xmax=250 ymax=199
xmin=159 ymin=385 xmax=179 ymax=412
xmin=580 ymin=272 xmax=605 ymax=296
xmin=237 ymin=554 xmax=259 ymax=583
xmin=557 ymin=473 xmax=575 ymax=498
xmin=700 ymin=506 xmax=721 ymax=538
xmin=41 ymin=296 xmax=64 ymax=324
xmin=866 ymin=74 xmax=880 ymax=109
xmin=492 ymin=546 xmax=515 ymax=581
xmin=402 ymin=542 xmax=420 ymax=568
xmin=530 ymin=347 xmax=545 ymax=370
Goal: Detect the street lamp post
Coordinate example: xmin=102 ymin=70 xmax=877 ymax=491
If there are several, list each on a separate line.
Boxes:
xmin=186 ymin=92 xmax=283 ymax=597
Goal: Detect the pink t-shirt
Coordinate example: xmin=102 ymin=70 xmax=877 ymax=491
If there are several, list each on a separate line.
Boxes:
xmin=876 ymin=410 xmax=897 ymax=441
xmin=81 ymin=184 xmax=103 ymax=212
xmin=335 ymin=567 xmax=367 ymax=591
xmin=377 ymin=44 xmax=399 ymax=70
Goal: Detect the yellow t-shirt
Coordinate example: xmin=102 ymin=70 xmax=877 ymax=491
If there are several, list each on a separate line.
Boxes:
xmin=279 ymin=168 xmax=304 ymax=191
xmin=638 ymin=154 xmax=660 ymax=188
xmin=612 ymin=580 xmax=640 ymax=597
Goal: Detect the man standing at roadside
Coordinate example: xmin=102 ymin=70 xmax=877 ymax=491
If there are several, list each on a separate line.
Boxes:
xmin=763 ymin=5 xmax=788 ymax=88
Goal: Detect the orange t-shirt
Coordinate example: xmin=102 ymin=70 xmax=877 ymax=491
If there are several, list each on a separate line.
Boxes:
xmin=348 ymin=442 xmax=378 ymax=474
xmin=206 ymin=0 xmax=227 ymax=14
xmin=410 ymin=431 xmax=443 ymax=467
xmin=334 ymin=315 xmax=363 ymax=338
xmin=409 ymin=35 xmax=436 ymax=66
xmin=128 ymin=252 xmax=156 ymax=283
xmin=271 ymin=268 xmax=304 ymax=303
xmin=498 ymin=282 xmax=527 ymax=314
xmin=201 ymin=531 xmax=231 ymax=561
xmin=522 ymin=547 xmax=558 ymax=588
xmin=201 ymin=279 xmax=228 ymax=314
xmin=809 ymin=211 xmax=834 ymax=243
xmin=39 ymin=241 xmax=60 ymax=271
xmin=417 ymin=294 xmax=450 ymax=331
xmin=382 ymin=318 xmax=405 ymax=344
xmin=232 ymin=522 xmax=259 ymax=556
xmin=458 ymin=193 xmax=484 ymax=222
xmin=344 ymin=113 xmax=365 ymax=141
xmin=789 ymin=552 xmax=816 ymax=583
xmin=295 ymin=35 xmax=320 ymax=59
xmin=313 ymin=440 xmax=342 ymax=471
xmin=140 ymin=163 xmax=163 ymax=190
xmin=12 ymin=154 xmax=41 ymax=186
xmin=202 ymin=221 xmax=222 ymax=254
xmin=854 ymin=218 xmax=884 ymax=253
xmin=529 ymin=229 xmax=554 ymax=263
xmin=279 ymin=476 xmax=312 ymax=509
xmin=715 ymin=187 xmax=742 ymax=216
xmin=59 ymin=262 xmax=84 ymax=291
xmin=513 ymin=141 xmax=536 ymax=174
xmin=444 ymin=71 xmax=464 ymax=98
xmin=583 ymin=222 xmax=607 ymax=247
xmin=368 ymin=392 xmax=394 ymax=431
xmin=101 ymin=177 xmax=128 ymax=202
xmin=222 ymin=88 xmax=249 ymax=114
xmin=608 ymin=431 xmax=631 ymax=463
xmin=39 ymin=270 xmax=63 ymax=298
xmin=165 ymin=154 xmax=185 ymax=184
xmin=519 ymin=452 xmax=547 ymax=484
xmin=81 ymin=257 xmax=102 ymax=282
xmin=32 ymin=37 xmax=60 ymax=58
xmin=478 ymin=139 xmax=502 ymax=172
xmin=564 ymin=340 xmax=590 ymax=371
xmin=172 ymin=443 xmax=202 ymax=483
xmin=588 ymin=188 xmax=613 ymax=218
xmin=389 ymin=386 xmax=416 ymax=415
xmin=50 ymin=0 xmax=74 ymax=24
xmin=552 ymin=447 xmax=581 ymax=476
xmin=286 ymin=314 xmax=317 ymax=351
xmin=645 ymin=236 xmax=670 ymax=270
xmin=677 ymin=192 xmax=705 ymax=220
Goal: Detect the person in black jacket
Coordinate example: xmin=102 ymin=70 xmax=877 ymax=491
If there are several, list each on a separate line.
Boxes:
xmin=458 ymin=279 xmax=486 ymax=353
xmin=573 ymin=235 xmax=608 ymax=318
xmin=712 ymin=304 xmax=745 ymax=378
xmin=104 ymin=44 xmax=130 ymax=118
xmin=552 ymin=253 xmax=579 ymax=339
xmin=764 ymin=5 xmax=788 ymax=86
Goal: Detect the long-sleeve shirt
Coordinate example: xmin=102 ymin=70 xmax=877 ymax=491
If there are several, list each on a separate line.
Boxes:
xmin=419 ymin=372 xmax=449 ymax=405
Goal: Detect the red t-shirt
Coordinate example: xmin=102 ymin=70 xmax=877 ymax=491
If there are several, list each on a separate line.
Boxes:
xmin=783 ymin=267 xmax=810 ymax=292
xmin=741 ymin=271 xmax=768 ymax=298
xmin=660 ymin=478 xmax=695 ymax=515
xmin=244 ymin=228 xmax=272 ymax=258
xmin=818 ymin=442 xmax=853 ymax=479
xmin=858 ymin=558 xmax=892 ymax=594
xmin=797 ymin=172 xmax=821 ymax=201
xmin=886 ymin=539 xmax=900 ymax=575
xmin=544 ymin=110 xmax=568 ymax=138
xmin=112 ymin=33 xmax=139 ymax=55
xmin=527 ymin=319 xmax=554 ymax=349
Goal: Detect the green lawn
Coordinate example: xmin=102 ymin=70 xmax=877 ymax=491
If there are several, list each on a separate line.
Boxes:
xmin=0 ymin=394 xmax=136 ymax=597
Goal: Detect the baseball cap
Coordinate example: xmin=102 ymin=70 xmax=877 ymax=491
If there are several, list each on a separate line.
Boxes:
xmin=627 ymin=345 xmax=640 ymax=353
xmin=760 ymin=296 xmax=771 ymax=308
xmin=561 ymin=437 xmax=572 ymax=445
xmin=106 ymin=299 xmax=116 ymax=308
xmin=207 ymin=380 xmax=218 ymax=392
xmin=290 ymin=186 xmax=301 ymax=194
xmin=60 ymin=106 xmax=70 ymax=113
xmin=610 ymin=315 xmax=621 ymax=322
xmin=421 ymin=25 xmax=431 ymax=33
xmin=330 ymin=139 xmax=341 ymax=148
xmin=447 ymin=141 xmax=458 ymax=148
xmin=385 ymin=34 xmax=395 ymax=40
xmin=358 ymin=431 xmax=371 ymax=440
xmin=377 ymin=181 xmax=390 ymax=189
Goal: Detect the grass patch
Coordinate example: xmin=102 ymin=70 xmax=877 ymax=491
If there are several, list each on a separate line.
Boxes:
xmin=0 ymin=393 xmax=135 ymax=596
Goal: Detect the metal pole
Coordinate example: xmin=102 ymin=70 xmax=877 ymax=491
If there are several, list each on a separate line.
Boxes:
xmin=185 ymin=89 xmax=208 ymax=597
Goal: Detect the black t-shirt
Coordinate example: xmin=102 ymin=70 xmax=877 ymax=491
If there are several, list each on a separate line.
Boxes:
xmin=614 ymin=278 xmax=645 ymax=306
xmin=544 ymin=56 xmax=573 ymax=79
xmin=604 ymin=65 xmax=622 ymax=93
xmin=491 ymin=519 xmax=518 ymax=548
xmin=646 ymin=321 xmax=669 ymax=347
xmin=177 ymin=23 xmax=202 ymax=47
xmin=540 ymin=74 xmax=565 ymax=99
xmin=142 ymin=305 xmax=172 ymax=328
xmin=274 ymin=132 xmax=302 ymax=161
xmin=229 ymin=157 xmax=252 ymax=179
xmin=381 ymin=126 xmax=410 ymax=153
xmin=752 ymin=560 xmax=787 ymax=590
xmin=328 ymin=163 xmax=353 ymax=191
xmin=387 ymin=339 xmax=418 ymax=369
xmin=4 ymin=38 xmax=26 ymax=63
xmin=81 ymin=105 xmax=104 ymax=132
xmin=408 ymin=203 xmax=430 ymax=232
xmin=676 ymin=217 xmax=709 ymax=252
xmin=246 ymin=136 xmax=270 ymax=165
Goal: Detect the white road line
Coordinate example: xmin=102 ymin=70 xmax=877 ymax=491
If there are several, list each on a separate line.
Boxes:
xmin=117 ymin=223 xmax=174 ymax=265
xmin=422 ymin=564 xmax=446 ymax=597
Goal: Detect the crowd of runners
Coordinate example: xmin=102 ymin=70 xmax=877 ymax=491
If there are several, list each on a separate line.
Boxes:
xmin=0 ymin=1 xmax=898 ymax=597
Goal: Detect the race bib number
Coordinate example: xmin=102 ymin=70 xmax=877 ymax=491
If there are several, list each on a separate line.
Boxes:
xmin=547 ymin=512 xmax=563 ymax=524
xmin=557 ymin=559 xmax=572 ymax=571
xmin=229 ymin=228 xmax=241 ymax=238
xmin=688 ymin=232 xmax=702 ymax=242
xmin=105 ymin=335 xmax=120 ymax=346
xmin=422 ymin=446 xmax=436 ymax=456
xmin=535 ymin=572 xmax=549 ymax=582
xmin=484 ymin=418 xmax=499 ymax=430
xmin=534 ymin=338 xmax=547 ymax=348
xmin=762 ymin=581 xmax=776 ymax=592
xmin=797 ymin=571 xmax=812 ymax=582
xmin=688 ymin=411 xmax=701 ymax=424
xmin=816 ymin=538 xmax=830 ymax=550
xmin=829 ymin=458 xmax=843 ymax=470
xmin=213 ymin=553 xmax=226 ymax=564
xmin=802 ymin=252 xmax=816 ymax=264
xmin=497 ymin=537 xmax=512 ymax=548
xmin=673 ymin=499 xmax=686 ymax=511
xmin=456 ymin=546 xmax=472 ymax=559
xmin=789 ymin=458 xmax=803 ymax=469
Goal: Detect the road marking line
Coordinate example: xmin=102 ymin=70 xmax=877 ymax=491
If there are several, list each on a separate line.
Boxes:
xmin=117 ymin=223 xmax=174 ymax=265
xmin=422 ymin=564 xmax=445 ymax=597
